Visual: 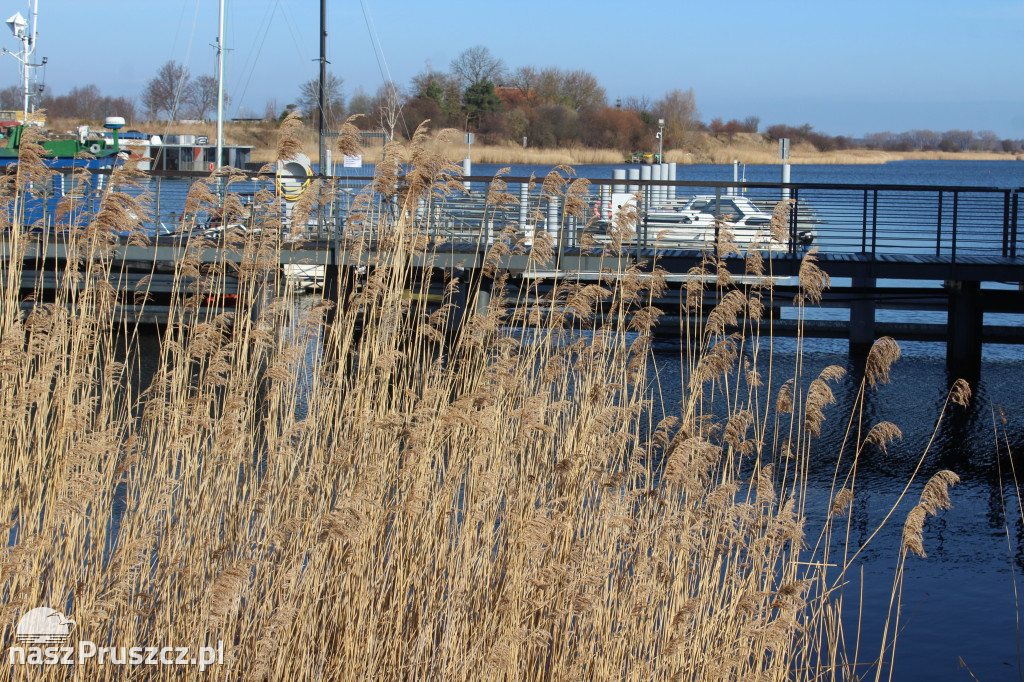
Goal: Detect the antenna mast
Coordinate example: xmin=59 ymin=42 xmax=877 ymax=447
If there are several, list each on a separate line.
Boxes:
xmin=4 ymin=0 xmax=40 ymax=120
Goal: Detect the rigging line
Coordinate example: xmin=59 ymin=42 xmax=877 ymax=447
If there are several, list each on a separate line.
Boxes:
xmin=161 ymin=0 xmax=201 ymax=140
xmin=230 ymin=0 xmax=279 ymax=118
xmin=359 ymin=0 xmax=391 ymax=85
xmin=153 ymin=0 xmax=193 ymax=138
xmin=360 ymin=0 xmax=410 ymax=139
xmin=275 ymin=0 xmax=309 ymax=72
xmin=273 ymin=0 xmax=318 ymax=121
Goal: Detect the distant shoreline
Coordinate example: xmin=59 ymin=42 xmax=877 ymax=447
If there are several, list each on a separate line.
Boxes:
xmin=43 ymin=118 xmax=1024 ymax=167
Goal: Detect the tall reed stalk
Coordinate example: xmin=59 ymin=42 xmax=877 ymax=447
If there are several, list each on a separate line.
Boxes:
xmin=0 ymin=119 xmax=968 ymax=680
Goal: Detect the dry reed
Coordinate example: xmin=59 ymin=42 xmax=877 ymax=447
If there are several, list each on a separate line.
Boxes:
xmin=0 ymin=117 xmax=973 ymax=681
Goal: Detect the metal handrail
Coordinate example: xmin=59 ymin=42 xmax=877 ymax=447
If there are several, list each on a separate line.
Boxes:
xmin=10 ymin=169 xmax=1023 ymax=264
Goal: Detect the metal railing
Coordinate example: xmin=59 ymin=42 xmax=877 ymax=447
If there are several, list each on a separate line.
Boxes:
xmin=14 ymin=169 xmax=1023 ymax=263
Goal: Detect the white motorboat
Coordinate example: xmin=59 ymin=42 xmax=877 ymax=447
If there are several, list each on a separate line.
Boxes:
xmin=594 ymin=194 xmax=815 ymax=252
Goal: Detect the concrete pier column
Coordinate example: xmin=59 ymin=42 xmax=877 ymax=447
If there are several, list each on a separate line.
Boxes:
xmin=519 ymin=182 xmax=529 ymax=237
xmin=446 ymin=268 xmax=469 ymax=347
xmin=547 ymin=196 xmax=560 ymax=248
xmin=475 ymin=275 xmax=493 ymax=317
xmin=849 ymin=276 xmax=876 ymax=355
xmin=613 ymin=169 xmax=626 ymax=194
xmin=668 ymin=162 xmax=677 ymax=199
xmin=640 ymin=165 xmax=652 ymax=208
xmin=627 ymin=168 xmax=640 ymax=194
xmin=651 ymin=164 xmax=663 ymax=207
xmin=946 ymin=280 xmax=983 ymax=375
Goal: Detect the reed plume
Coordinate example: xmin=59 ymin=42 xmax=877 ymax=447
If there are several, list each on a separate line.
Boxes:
xmin=0 ymin=118 xmax=977 ymax=682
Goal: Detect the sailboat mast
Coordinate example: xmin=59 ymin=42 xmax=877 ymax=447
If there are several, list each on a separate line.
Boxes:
xmin=215 ymin=0 xmax=225 ymax=170
xmin=318 ymin=0 xmax=327 ymax=177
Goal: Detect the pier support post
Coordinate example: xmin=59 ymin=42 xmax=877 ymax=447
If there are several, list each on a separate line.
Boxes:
xmin=474 ymin=273 xmax=494 ymax=317
xmin=849 ymin=276 xmax=876 ymax=355
xmin=519 ymin=182 xmax=529 ymax=235
xmin=945 ymin=280 xmax=983 ymax=376
xmin=445 ymin=268 xmax=469 ymax=347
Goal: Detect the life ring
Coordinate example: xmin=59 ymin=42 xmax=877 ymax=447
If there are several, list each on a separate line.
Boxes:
xmin=88 ymin=143 xmax=101 ymax=154
xmin=275 ymin=159 xmax=311 ymax=201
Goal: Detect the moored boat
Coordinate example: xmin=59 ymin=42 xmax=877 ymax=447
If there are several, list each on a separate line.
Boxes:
xmin=0 ymin=116 xmax=127 ymax=169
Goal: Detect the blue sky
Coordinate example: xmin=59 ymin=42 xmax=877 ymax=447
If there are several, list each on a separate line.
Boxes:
xmin=6 ymin=0 xmax=1023 ymax=138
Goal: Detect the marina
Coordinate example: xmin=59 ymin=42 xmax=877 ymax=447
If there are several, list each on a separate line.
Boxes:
xmin=0 ymin=0 xmax=1020 ymax=674
xmin=5 ymin=163 xmax=1021 ymax=376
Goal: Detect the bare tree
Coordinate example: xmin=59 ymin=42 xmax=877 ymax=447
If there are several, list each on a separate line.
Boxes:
xmin=534 ymin=67 xmax=565 ymax=106
xmin=560 ymin=69 xmax=606 ymax=113
xmin=188 ymin=74 xmax=223 ymax=121
xmin=449 ymin=46 xmax=505 ymax=89
xmin=654 ymin=88 xmax=700 ymax=148
xmin=373 ymin=81 xmax=404 ymax=141
xmin=142 ymin=61 xmax=192 ymax=121
xmin=0 ymin=85 xmax=21 ymax=110
xmin=620 ymin=95 xmax=654 ymax=125
xmin=264 ymin=98 xmax=279 ymax=121
xmin=297 ymin=72 xmax=345 ymax=129
xmin=505 ymin=65 xmax=540 ymax=104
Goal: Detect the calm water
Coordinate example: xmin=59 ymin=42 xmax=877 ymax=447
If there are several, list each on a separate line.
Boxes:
xmin=647 ymin=334 xmax=1024 ymax=679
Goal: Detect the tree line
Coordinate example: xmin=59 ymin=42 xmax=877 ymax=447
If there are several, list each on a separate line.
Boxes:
xmin=8 ymin=46 xmax=1023 ymax=154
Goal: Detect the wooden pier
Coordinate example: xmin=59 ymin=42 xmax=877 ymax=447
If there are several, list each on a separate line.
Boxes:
xmin=4 ymin=170 xmax=1022 ymax=377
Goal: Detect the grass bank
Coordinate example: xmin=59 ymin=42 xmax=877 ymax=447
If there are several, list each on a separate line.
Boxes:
xmin=45 ymin=117 xmax=1024 ymax=166
xmin=0 ymin=119 xmax=979 ymax=680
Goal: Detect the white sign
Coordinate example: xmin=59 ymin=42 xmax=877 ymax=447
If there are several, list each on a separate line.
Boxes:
xmin=9 ymin=606 xmax=223 ymax=671
xmin=610 ymin=192 xmax=639 ymax=228
xmin=343 ymin=154 xmax=362 ymax=168
xmin=779 ymin=138 xmax=790 ymax=160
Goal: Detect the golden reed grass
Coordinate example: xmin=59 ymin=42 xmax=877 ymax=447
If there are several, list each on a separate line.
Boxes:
xmin=0 ymin=118 xmax=974 ymax=680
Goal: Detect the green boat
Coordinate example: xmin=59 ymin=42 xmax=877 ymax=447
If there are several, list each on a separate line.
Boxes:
xmin=0 ymin=116 xmax=126 ymax=169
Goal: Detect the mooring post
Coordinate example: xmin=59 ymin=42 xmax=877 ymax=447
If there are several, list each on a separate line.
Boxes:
xmin=849 ymin=275 xmax=876 ymax=355
xmin=945 ymin=280 xmax=983 ymax=375
xmin=446 ymin=268 xmax=469 ymax=347
xmin=475 ymin=274 xmax=493 ymax=317
xmin=322 ymin=204 xmax=340 ymax=323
